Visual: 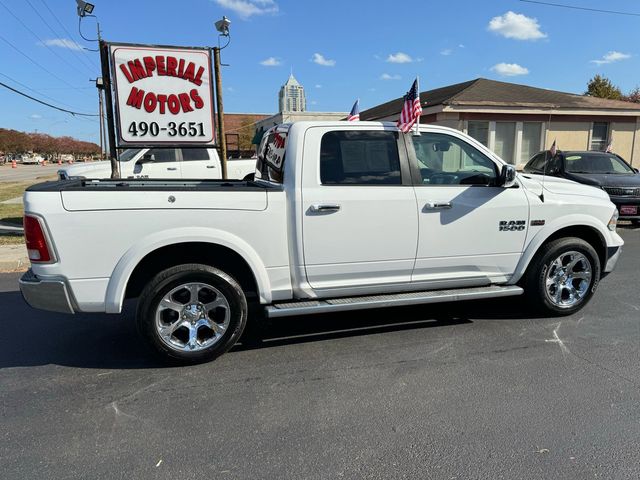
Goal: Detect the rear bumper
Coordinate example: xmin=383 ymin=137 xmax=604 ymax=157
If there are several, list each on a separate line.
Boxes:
xmin=19 ymin=269 xmax=75 ymax=314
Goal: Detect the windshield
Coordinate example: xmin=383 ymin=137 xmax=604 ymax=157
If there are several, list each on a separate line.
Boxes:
xmin=565 ymin=153 xmax=635 ymax=175
xmin=118 ymin=149 xmax=141 ymax=162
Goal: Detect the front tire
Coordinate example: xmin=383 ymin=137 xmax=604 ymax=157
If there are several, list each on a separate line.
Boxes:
xmin=523 ymin=237 xmax=601 ymax=316
xmin=136 ymin=263 xmax=247 ymax=363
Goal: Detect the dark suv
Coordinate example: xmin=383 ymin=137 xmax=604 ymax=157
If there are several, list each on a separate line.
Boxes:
xmin=523 ymin=150 xmax=640 ymax=224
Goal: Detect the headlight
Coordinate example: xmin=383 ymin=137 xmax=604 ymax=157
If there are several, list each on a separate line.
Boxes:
xmin=608 ymin=209 xmax=619 ymax=231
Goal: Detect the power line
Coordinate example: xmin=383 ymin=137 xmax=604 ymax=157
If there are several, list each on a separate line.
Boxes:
xmin=519 ymin=0 xmax=640 ymax=17
xmin=0 ymin=81 xmax=100 ymax=117
xmin=0 ymin=72 xmax=92 ymax=111
xmin=0 ymin=34 xmax=90 ymax=93
xmin=24 ymin=0 xmax=98 ymax=74
xmin=0 ymin=0 xmax=96 ymax=81
xmin=38 ymin=0 xmax=101 ymax=69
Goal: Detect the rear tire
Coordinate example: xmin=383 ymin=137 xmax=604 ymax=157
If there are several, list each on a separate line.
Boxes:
xmin=136 ymin=263 xmax=247 ymax=363
xmin=522 ymin=237 xmax=601 ymax=316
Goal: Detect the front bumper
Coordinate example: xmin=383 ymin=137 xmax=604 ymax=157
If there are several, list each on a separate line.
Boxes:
xmin=604 ymin=245 xmax=622 ymax=274
xmin=19 ymin=269 xmax=75 ymax=314
xmin=611 ymin=197 xmax=640 ymax=220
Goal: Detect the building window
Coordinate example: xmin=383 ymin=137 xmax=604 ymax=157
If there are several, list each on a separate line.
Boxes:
xmin=520 ymin=122 xmax=542 ymax=164
xmin=467 ymin=121 xmax=489 ymax=147
xmin=591 ymin=122 xmax=609 ymax=151
xmin=494 ymin=122 xmax=516 ymax=164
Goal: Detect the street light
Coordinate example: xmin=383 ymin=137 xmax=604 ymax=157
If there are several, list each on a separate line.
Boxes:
xmin=213 ymin=16 xmax=231 ymax=178
xmin=214 ymin=16 xmax=231 ymax=36
xmin=76 ymin=0 xmax=94 ymax=17
xmin=74 ymin=0 xmax=119 ymax=178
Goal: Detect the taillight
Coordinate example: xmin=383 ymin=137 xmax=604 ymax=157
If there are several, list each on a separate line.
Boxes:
xmin=23 ymin=215 xmax=53 ymax=263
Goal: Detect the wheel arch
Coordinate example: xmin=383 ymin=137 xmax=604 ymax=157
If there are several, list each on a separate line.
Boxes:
xmin=105 ymin=228 xmax=271 ymax=313
xmin=511 ymin=220 xmax=608 ymax=285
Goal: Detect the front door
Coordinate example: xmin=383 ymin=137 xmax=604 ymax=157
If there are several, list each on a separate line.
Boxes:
xmin=132 ymin=148 xmax=181 ymax=179
xmin=302 ymin=127 xmax=418 ymax=291
xmin=409 ymin=130 xmax=529 ymax=286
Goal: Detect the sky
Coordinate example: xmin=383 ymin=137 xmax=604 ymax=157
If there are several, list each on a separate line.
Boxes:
xmin=0 ymin=0 xmax=639 ymax=144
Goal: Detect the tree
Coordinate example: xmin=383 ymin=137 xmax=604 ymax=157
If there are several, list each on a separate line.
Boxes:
xmin=585 ymin=75 xmax=623 ymax=100
xmin=624 ymin=86 xmax=640 ymax=104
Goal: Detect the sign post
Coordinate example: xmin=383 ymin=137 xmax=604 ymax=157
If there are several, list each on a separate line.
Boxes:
xmin=213 ymin=46 xmax=227 ymax=179
xmin=108 ymin=43 xmax=216 ymax=151
xmin=99 ymin=39 xmax=120 ymax=178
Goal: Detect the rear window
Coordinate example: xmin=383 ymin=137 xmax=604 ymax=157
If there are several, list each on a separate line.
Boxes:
xmin=320 ymin=130 xmax=401 ymax=185
xmin=255 ymin=130 xmax=287 ymax=184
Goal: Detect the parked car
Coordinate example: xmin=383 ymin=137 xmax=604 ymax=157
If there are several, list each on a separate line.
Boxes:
xmin=57 ymin=147 xmax=255 ymax=180
xmin=20 ymin=154 xmax=44 ymax=165
xmin=523 ymin=150 xmax=640 ymax=225
xmin=21 ymin=122 xmax=623 ymax=363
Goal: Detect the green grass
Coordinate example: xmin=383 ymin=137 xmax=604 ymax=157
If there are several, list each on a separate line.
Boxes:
xmin=0 ymin=182 xmax=31 ymax=246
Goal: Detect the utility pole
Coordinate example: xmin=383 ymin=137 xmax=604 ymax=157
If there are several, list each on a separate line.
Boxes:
xmin=213 ymin=46 xmax=227 ymax=179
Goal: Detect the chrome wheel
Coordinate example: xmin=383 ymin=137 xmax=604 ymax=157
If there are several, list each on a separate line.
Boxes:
xmin=545 ymin=251 xmax=592 ymax=308
xmin=155 ymin=282 xmax=230 ymax=352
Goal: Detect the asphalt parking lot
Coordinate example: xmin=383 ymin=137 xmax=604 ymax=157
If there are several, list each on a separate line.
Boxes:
xmin=0 ymin=163 xmax=60 ymax=182
xmin=1 ymin=228 xmax=638 ymax=479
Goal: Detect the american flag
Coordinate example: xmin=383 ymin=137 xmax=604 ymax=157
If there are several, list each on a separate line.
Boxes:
xmin=549 ymin=139 xmax=557 ymax=157
xmin=397 ymin=78 xmax=423 ymax=133
xmin=605 ymin=142 xmax=613 ymax=153
xmin=347 ymin=99 xmax=360 ymax=121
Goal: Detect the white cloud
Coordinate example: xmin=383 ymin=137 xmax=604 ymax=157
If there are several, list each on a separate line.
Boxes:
xmin=386 ymin=52 xmax=413 ymax=63
xmin=315 ymin=84 xmax=322 ymax=88
xmin=40 ymin=38 xmax=84 ymax=51
xmin=490 ymin=62 xmax=529 ymax=76
xmin=260 ymin=56 xmax=281 ymax=66
xmin=214 ymin=0 xmax=278 ymax=19
xmin=312 ymin=53 xmax=335 ymax=67
xmin=380 ymin=73 xmax=401 ymax=81
xmin=30 ymin=114 xmax=42 ymax=119
xmin=440 ymin=49 xmax=452 ymax=56
xmin=488 ymin=11 xmax=547 ymax=40
xmin=458 ymin=44 xmax=465 ymax=48
xmin=591 ymin=51 xmax=632 ymax=65
xmin=368 ymin=87 xmax=376 ymax=92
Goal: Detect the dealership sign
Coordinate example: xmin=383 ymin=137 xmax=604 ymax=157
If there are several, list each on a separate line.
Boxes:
xmin=110 ymin=43 xmax=215 ymax=146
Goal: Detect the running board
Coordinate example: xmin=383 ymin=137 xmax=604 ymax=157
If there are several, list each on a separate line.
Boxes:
xmin=265 ymin=285 xmax=524 ymax=318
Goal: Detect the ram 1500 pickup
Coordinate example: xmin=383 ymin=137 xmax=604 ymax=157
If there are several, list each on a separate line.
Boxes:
xmin=20 ymin=122 xmax=623 ymax=363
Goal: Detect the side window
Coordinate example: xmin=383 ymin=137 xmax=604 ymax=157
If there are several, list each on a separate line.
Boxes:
xmin=144 ymin=148 xmax=178 ymax=163
xmin=412 ymin=133 xmax=497 ymax=185
xmin=181 ymin=148 xmax=209 ymax=161
xmin=320 ymin=130 xmax=401 ymax=185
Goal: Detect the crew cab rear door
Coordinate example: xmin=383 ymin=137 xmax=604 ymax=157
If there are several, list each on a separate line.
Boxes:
xmin=180 ymin=148 xmax=218 ymax=179
xmin=408 ymin=130 xmax=529 ymax=285
xmin=301 ymin=125 xmax=418 ymax=290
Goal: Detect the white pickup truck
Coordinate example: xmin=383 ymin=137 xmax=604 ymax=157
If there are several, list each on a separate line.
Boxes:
xmin=57 ymin=147 xmax=255 ymax=180
xmin=21 ymin=122 xmax=623 ymax=363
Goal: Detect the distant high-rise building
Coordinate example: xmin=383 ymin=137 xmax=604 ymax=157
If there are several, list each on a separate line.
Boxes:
xmin=279 ymin=73 xmax=306 ymax=112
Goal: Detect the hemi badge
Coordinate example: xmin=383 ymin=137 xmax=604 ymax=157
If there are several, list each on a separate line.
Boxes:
xmin=530 ymin=219 xmax=545 ymax=226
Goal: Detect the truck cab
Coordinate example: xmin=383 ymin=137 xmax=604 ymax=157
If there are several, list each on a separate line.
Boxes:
xmin=58 ymin=147 xmax=255 ymax=180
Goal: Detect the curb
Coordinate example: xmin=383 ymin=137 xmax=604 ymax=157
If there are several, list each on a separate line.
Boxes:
xmin=0 ymin=245 xmax=30 ymax=273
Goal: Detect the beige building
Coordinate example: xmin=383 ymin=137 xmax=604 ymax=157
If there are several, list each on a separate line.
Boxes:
xmin=361 ymin=78 xmax=640 ymax=167
xmin=255 ymin=110 xmax=348 ymax=134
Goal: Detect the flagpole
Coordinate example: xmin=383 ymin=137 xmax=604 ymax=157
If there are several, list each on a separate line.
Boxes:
xmin=413 ymin=75 xmax=421 ymax=136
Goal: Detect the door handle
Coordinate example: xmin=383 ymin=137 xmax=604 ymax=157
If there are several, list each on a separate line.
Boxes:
xmin=424 ymin=201 xmax=452 ymax=210
xmin=167 ymin=167 xmax=178 ymax=171
xmin=310 ymin=203 xmax=341 ymax=213
xmin=206 ymin=165 xmax=215 ymax=169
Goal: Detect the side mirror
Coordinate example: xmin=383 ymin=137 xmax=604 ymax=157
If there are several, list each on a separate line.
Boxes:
xmin=139 ymin=153 xmax=155 ymax=164
xmin=500 ymin=164 xmax=517 ymax=188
